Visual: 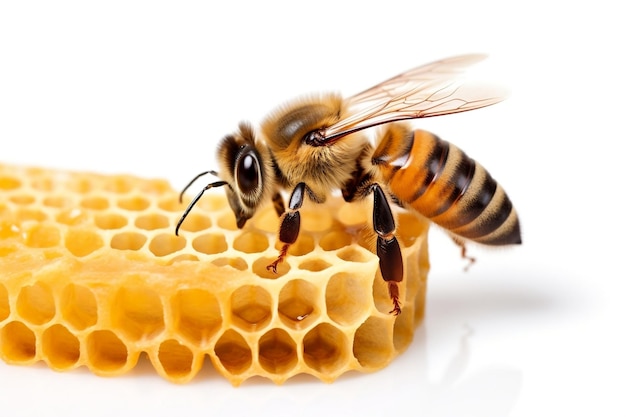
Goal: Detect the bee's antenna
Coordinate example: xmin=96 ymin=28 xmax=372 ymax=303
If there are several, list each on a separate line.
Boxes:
xmin=178 ymin=170 xmax=220 ymax=203
xmin=176 ymin=175 xmax=228 ymax=236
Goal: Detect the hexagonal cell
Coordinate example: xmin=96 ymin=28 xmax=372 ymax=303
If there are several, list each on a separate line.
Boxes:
xmin=326 ymin=272 xmax=370 ymax=326
xmin=337 ymin=201 xmax=369 ymax=226
xmin=281 ymin=233 xmax=315 ymax=256
xmin=42 ymin=324 xmax=81 ymax=369
xmin=230 ymin=285 xmax=272 ymax=331
xmin=112 ymin=286 xmax=164 ymax=341
xmin=233 ymin=231 xmax=269 ymax=253
xmin=64 ymin=228 xmax=104 ymax=257
xmin=278 ymin=279 xmax=319 ymax=329
xmin=352 ymin=316 xmax=394 ymax=369
xmin=30 ymin=176 xmax=53 ymax=191
xmin=217 ymin=213 xmax=238 ymax=231
xmin=103 ymin=176 xmax=134 ymax=194
xmin=176 ymin=212 xmax=212 ymax=233
xmin=56 ymin=209 xmax=89 ymax=226
xmin=211 ymin=257 xmax=248 ymax=271
xmin=80 ymin=196 xmax=110 ymax=210
xmin=149 ymin=233 xmax=186 ymax=257
xmin=16 ymin=282 xmax=56 ymax=325
xmin=16 ymin=208 xmax=47 ymax=223
xmin=94 ymin=213 xmax=128 ymax=230
xmin=0 ymin=176 xmax=21 ymax=190
xmin=110 ymin=232 xmax=147 ymax=251
xmin=395 ymin=212 xmax=429 ymax=247
xmin=258 ymin=328 xmax=298 ymax=375
xmin=9 ymin=194 xmax=35 ymax=205
xmin=303 ymin=323 xmax=349 ymax=374
xmin=300 ymin=208 xmax=332 ymax=232
xmin=135 ymin=213 xmax=170 ymax=230
xmin=336 ymin=246 xmax=371 ymax=263
xmin=68 ymin=177 xmax=95 ymax=194
xmin=319 ymin=231 xmax=353 ymax=251
xmin=196 ymin=194 xmax=227 ymax=212
xmin=22 ymin=224 xmax=60 ymax=248
xmin=0 ymin=283 xmax=9 ymax=322
xmin=139 ymin=178 xmax=172 ymax=194
xmin=60 ymin=284 xmax=98 ymax=330
xmin=214 ymin=329 xmax=252 ymax=375
xmin=42 ymin=195 xmax=72 ymax=209
xmin=156 ymin=196 xmax=181 ymax=212
xmin=298 ymin=259 xmax=331 ymax=272
xmin=157 ymin=339 xmax=195 ymax=380
xmin=171 ymin=289 xmax=222 ymax=346
xmin=167 ymin=254 xmax=200 ymax=264
xmin=250 ymin=207 xmax=280 ymax=233
xmin=252 ymin=256 xmax=291 ymax=279
xmin=0 ymin=321 xmax=36 ymax=362
xmin=192 ymin=233 xmax=227 ymax=255
xmin=392 ymin=304 xmax=417 ymax=353
xmin=86 ymin=330 xmax=129 ymax=372
xmin=117 ymin=195 xmax=151 ymax=211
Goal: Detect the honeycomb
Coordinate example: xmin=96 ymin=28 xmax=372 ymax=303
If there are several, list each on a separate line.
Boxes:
xmin=0 ymin=163 xmax=429 ymax=385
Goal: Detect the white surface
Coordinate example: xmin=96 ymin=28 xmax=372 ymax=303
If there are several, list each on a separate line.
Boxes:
xmin=1 ymin=1 xmax=624 ymax=416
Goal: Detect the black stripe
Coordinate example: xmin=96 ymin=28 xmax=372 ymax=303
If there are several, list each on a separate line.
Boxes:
xmin=452 ymin=169 xmax=498 ymax=228
xmin=463 ymin=193 xmax=513 ymax=239
xmin=409 ymin=137 xmax=449 ymax=202
xmin=430 ymin=152 xmax=476 ymax=217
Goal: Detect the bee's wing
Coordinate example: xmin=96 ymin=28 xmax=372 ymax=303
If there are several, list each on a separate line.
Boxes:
xmin=323 ymin=54 xmax=506 ymax=140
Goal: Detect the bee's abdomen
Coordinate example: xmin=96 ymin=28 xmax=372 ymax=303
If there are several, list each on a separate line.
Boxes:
xmin=380 ymin=129 xmax=521 ymax=245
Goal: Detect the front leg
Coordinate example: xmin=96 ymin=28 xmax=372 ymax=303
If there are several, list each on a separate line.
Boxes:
xmin=267 ymin=183 xmax=306 ymax=273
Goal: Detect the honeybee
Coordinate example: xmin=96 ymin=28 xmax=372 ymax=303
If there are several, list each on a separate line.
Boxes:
xmin=176 ymin=54 xmax=521 ymax=315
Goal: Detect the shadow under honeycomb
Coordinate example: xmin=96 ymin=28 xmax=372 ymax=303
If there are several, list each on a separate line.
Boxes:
xmin=0 ymin=163 xmax=429 ymax=385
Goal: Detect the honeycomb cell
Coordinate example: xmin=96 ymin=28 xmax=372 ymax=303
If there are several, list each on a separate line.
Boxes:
xmin=192 ymin=233 xmax=227 ymax=255
xmin=395 ymin=212 xmax=429 ymax=247
xmin=156 ymin=196 xmax=181 ymax=212
xmin=157 ymin=339 xmax=194 ymax=380
xmin=0 ymin=321 xmax=36 ymax=362
xmin=299 ymin=259 xmax=331 ymax=272
xmin=10 ymin=194 xmax=35 ymax=205
xmin=149 ymin=233 xmax=186 ymax=257
xmin=103 ymin=176 xmax=133 ymax=194
xmin=300 ymin=208 xmax=332 ymax=232
xmin=42 ymin=195 xmax=72 ymax=209
xmin=112 ymin=286 xmax=165 ymax=341
xmin=42 ymin=324 xmax=81 ymax=369
xmin=0 ymin=176 xmax=21 ymax=190
xmin=258 ymin=328 xmax=298 ymax=375
xmin=214 ymin=329 xmax=252 ymax=375
xmin=117 ymin=195 xmax=150 ymax=211
xmin=250 ymin=207 xmax=280 ymax=233
xmin=65 ymin=228 xmax=104 ymax=257
xmin=86 ymin=330 xmax=129 ymax=372
xmin=252 ymin=256 xmax=290 ymax=279
xmin=16 ymin=282 xmax=56 ymax=325
xmin=233 ymin=231 xmax=269 ymax=253
xmin=211 ymin=257 xmax=248 ymax=271
xmin=230 ymin=285 xmax=272 ymax=331
xmin=16 ymin=208 xmax=48 ymax=222
xmin=0 ymin=284 xmax=9 ymax=322
xmin=303 ymin=323 xmax=349 ymax=374
xmin=216 ymin=213 xmax=238 ymax=231
xmin=135 ymin=213 xmax=169 ymax=230
xmin=139 ymin=178 xmax=171 ymax=194
xmin=60 ymin=284 xmax=98 ymax=330
xmin=171 ymin=289 xmax=222 ymax=346
xmin=176 ymin=212 xmax=211 ymax=233
xmin=30 ymin=176 xmax=53 ymax=191
xmin=337 ymin=201 xmax=369 ymax=226
xmin=196 ymin=194 xmax=227 ymax=212
xmin=284 ymin=233 xmax=315 ymax=256
xmin=94 ymin=213 xmax=128 ymax=229
xmin=56 ymin=209 xmax=89 ymax=226
xmin=392 ymin=305 xmax=416 ymax=353
xmin=278 ymin=279 xmax=319 ymax=329
xmin=319 ymin=231 xmax=353 ymax=251
xmin=326 ymin=272 xmax=370 ymax=326
xmin=353 ymin=316 xmax=394 ymax=369
xmin=167 ymin=254 xmax=199 ymax=264
xmin=337 ymin=246 xmax=370 ymax=263
xmin=69 ymin=177 xmax=94 ymax=194
xmin=80 ymin=196 xmax=109 ymax=210
xmin=110 ymin=232 xmax=147 ymax=251
xmin=22 ymin=224 xmax=60 ymax=248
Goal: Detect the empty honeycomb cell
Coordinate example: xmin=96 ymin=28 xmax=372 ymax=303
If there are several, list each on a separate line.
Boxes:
xmin=42 ymin=195 xmax=72 ymax=209
xmin=337 ymin=201 xmax=369 ymax=226
xmin=110 ymin=232 xmax=147 ymax=251
xmin=42 ymin=324 xmax=81 ymax=369
xmin=135 ymin=213 xmax=170 ymax=230
xmin=303 ymin=323 xmax=349 ymax=374
xmin=60 ymin=284 xmax=98 ymax=330
xmin=214 ymin=329 xmax=252 ymax=375
xmin=80 ymin=196 xmax=110 ymax=210
xmin=64 ymin=228 xmax=104 ymax=257
xmin=103 ymin=176 xmax=133 ymax=194
xmin=217 ymin=213 xmax=238 ymax=231
xmin=167 ymin=254 xmax=200 ymax=263
xmin=319 ymin=230 xmax=353 ymax=251
xmin=278 ymin=279 xmax=319 ymax=329
xmin=171 ymin=289 xmax=222 ymax=346
xmin=94 ymin=212 xmax=128 ymax=229
xmin=176 ymin=212 xmax=211 ymax=233
xmin=156 ymin=196 xmax=181 ymax=212
xmin=230 ymin=285 xmax=272 ymax=331
xmin=56 ymin=208 xmax=89 ymax=226
xmin=16 ymin=282 xmax=56 ymax=325
xmin=0 ymin=176 xmax=21 ymax=190
xmin=157 ymin=339 xmax=195 ymax=380
xmin=298 ymin=259 xmax=331 ymax=272
xmin=336 ymin=246 xmax=370 ymax=263
xmin=139 ymin=178 xmax=171 ymax=194
xmin=352 ymin=316 xmax=394 ymax=369
xmin=68 ymin=177 xmax=94 ymax=194
xmin=252 ymin=256 xmax=291 ymax=279
xmin=149 ymin=233 xmax=187 ymax=256
xmin=250 ymin=207 xmax=280 ymax=233
xmin=211 ymin=257 xmax=248 ymax=271
xmin=9 ymin=194 xmax=36 ymax=205
xmin=284 ymin=233 xmax=315 ymax=256
xmin=326 ymin=272 xmax=370 ymax=326
xmin=196 ymin=194 xmax=227 ymax=212
xmin=0 ymin=321 xmax=36 ymax=362
xmin=258 ymin=328 xmax=298 ymax=375
xmin=30 ymin=176 xmax=53 ymax=191
xmin=117 ymin=195 xmax=151 ymax=211
xmin=392 ymin=305 xmax=417 ymax=353
xmin=233 ymin=231 xmax=269 ymax=253
xmin=300 ymin=208 xmax=332 ymax=232
xmin=192 ymin=233 xmax=228 ymax=255
xmin=86 ymin=330 xmax=129 ymax=372
xmin=16 ymin=208 xmax=48 ymax=222
xmin=0 ymin=284 xmax=9 ymax=322
xmin=112 ymin=286 xmax=165 ymax=341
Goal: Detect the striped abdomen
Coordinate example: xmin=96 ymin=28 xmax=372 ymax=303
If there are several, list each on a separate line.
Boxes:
xmin=373 ymin=127 xmax=521 ymax=245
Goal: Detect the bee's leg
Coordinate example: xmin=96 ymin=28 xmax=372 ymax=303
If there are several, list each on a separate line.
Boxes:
xmin=267 ymin=183 xmax=305 ymax=273
xmin=371 ymin=184 xmax=403 ymax=315
xmin=449 ymin=235 xmax=476 ymax=271
xmin=272 ymin=192 xmax=286 ymax=217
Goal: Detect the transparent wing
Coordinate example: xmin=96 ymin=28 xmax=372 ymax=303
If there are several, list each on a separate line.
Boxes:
xmin=323 ymin=54 xmax=506 ymax=139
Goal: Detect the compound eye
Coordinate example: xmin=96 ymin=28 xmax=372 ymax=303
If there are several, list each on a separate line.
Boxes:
xmin=236 ymin=149 xmax=260 ymax=195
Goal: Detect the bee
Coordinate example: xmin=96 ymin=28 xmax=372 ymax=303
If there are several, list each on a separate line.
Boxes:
xmin=176 ymin=54 xmax=521 ymax=315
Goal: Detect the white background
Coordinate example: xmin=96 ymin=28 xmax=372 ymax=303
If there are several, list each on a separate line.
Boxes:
xmin=1 ymin=1 xmax=624 ymax=416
